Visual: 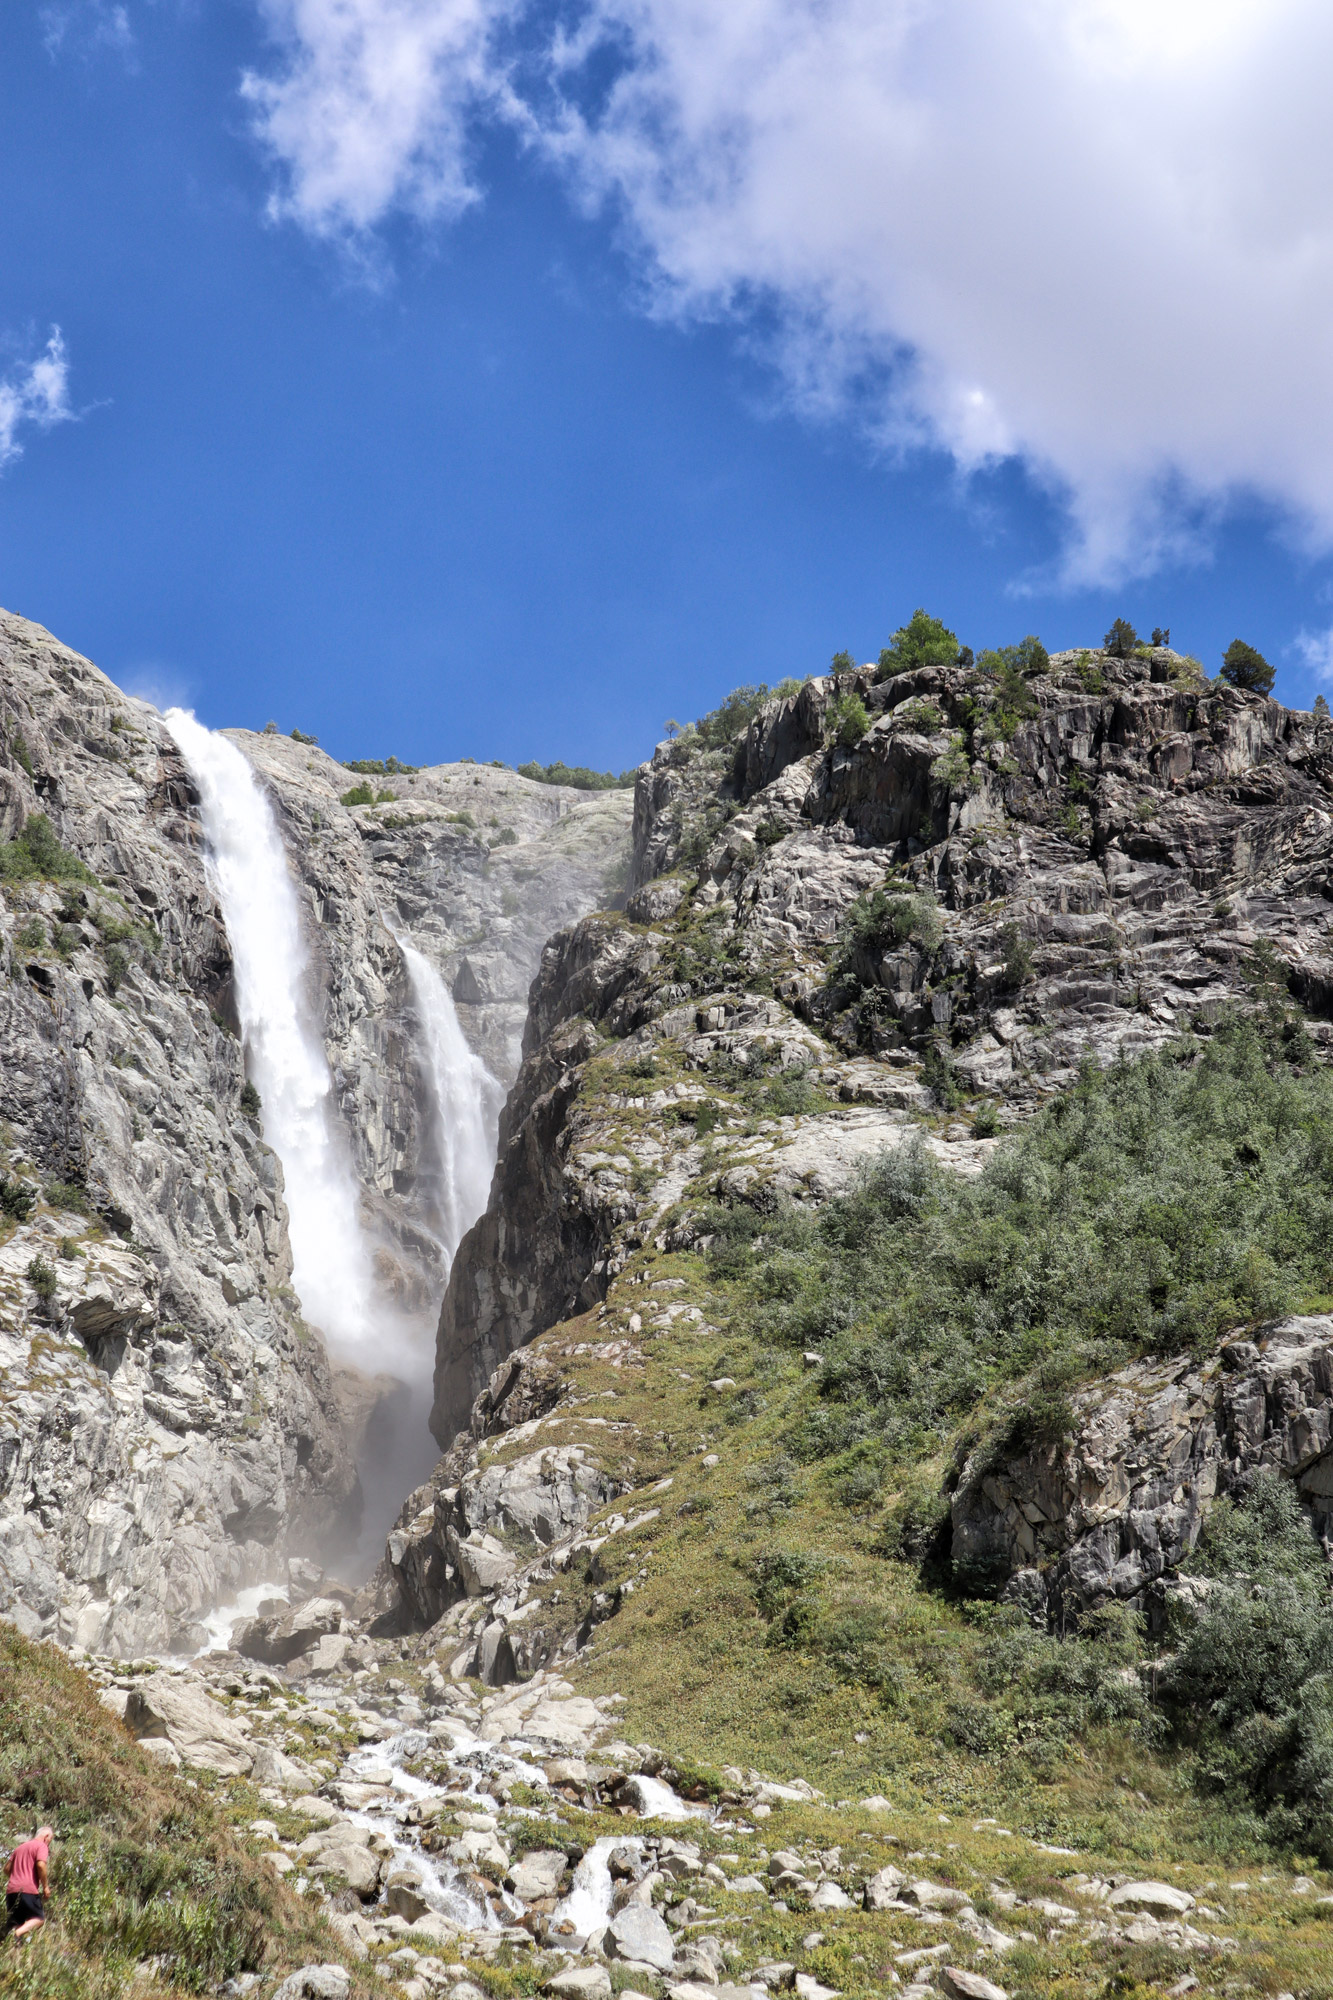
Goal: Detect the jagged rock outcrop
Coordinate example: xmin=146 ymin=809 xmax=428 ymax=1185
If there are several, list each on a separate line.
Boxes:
xmin=431 ymin=645 xmax=1333 ymax=1452
xmin=951 ymin=1314 xmax=1333 ymax=1626
xmin=0 ymin=611 xmax=354 ymax=1653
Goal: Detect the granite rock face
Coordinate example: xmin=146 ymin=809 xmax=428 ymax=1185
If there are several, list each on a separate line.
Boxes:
xmin=0 ymin=611 xmax=632 ymax=1654
xmin=950 ymin=1315 xmax=1333 ymax=1624
xmin=0 ymin=611 xmax=355 ymax=1654
xmin=433 ymin=646 xmax=1333 ymax=1452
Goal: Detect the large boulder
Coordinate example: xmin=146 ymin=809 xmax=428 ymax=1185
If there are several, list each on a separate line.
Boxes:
xmin=235 ymin=1595 xmax=343 ymax=1666
xmin=124 ymin=1673 xmax=254 ymax=1777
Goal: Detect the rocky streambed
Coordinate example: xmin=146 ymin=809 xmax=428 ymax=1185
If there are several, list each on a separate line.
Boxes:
xmin=72 ymin=1619 xmax=1272 ymax=2000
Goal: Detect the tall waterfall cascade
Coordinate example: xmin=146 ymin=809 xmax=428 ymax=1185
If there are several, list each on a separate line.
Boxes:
xmin=399 ymin=939 xmax=504 ymax=1269
xmin=165 ymin=711 xmax=382 ymax=1366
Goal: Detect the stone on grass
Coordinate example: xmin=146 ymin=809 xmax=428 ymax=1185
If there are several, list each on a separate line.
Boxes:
xmin=810 ymin=1883 xmax=851 ymax=1911
xmin=609 ymin=1903 xmax=676 ymax=1971
xmin=124 ymin=1673 xmax=254 ymax=1777
xmin=138 ymin=1736 xmax=181 ymax=1769
xmin=543 ymin=1965 xmax=613 ymax=2000
xmin=864 ymin=1865 xmax=905 ymax=1910
xmin=250 ymin=1742 xmax=318 ymax=1793
xmin=940 ymin=1970 xmax=1008 ymax=2000
xmin=272 ymin=1968 xmax=351 ymax=2000
xmin=1107 ymin=1881 xmax=1194 ymax=1916
xmin=794 ymin=1977 xmax=839 ymax=2000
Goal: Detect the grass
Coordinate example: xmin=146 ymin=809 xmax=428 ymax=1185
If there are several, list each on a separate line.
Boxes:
xmin=0 ymin=1628 xmax=369 ymax=1998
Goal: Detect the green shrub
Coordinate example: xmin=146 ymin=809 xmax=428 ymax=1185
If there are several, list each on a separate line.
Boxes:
xmin=7 ymin=728 xmax=34 ymax=777
xmin=929 ymin=732 xmax=972 ymax=793
xmin=340 ymin=782 xmax=375 ymax=806
xmin=343 ymin=754 xmax=419 ymax=775
xmin=1221 ymin=638 xmax=1275 ymax=697
xmin=1316 ymin=694 xmax=1331 ymax=724
xmin=517 ymin=759 xmax=637 ymax=789
xmin=1105 ymin=618 xmax=1138 ymax=657
xmin=26 ymin=1255 xmax=57 ymax=1303
xmin=828 ymin=650 xmax=855 ymax=675
xmin=103 ymin=943 xmax=129 ymax=994
xmin=999 ymin=922 xmax=1034 ymax=990
xmin=709 ymin=1019 xmax=1333 ymax=1465
xmin=1164 ymin=1475 xmax=1333 ymax=1856
xmin=0 ymin=1178 xmax=36 ymax=1222
xmin=240 ymin=1081 xmax=262 ymax=1118
xmin=289 ymin=726 xmax=318 ymax=745
xmin=492 ymin=826 xmax=519 ymax=845
xmin=972 ymin=1100 xmax=1001 ymax=1138
xmin=0 ymin=813 xmax=94 ymax=885
xmin=15 ymin=916 xmax=46 ymax=953
xmin=876 ymin=609 xmax=960 ymax=680
xmin=832 ymin=886 xmax=942 ymax=983
xmin=54 ymin=922 xmax=80 ymax=958
xmin=826 ymin=691 xmax=869 ymax=748
xmin=446 ymin=809 xmax=476 ymax=829
xmin=44 ymin=1181 xmax=89 ymax=1216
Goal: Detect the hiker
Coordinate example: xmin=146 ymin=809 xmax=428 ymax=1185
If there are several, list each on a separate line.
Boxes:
xmin=5 ymin=1826 xmax=53 ymax=1942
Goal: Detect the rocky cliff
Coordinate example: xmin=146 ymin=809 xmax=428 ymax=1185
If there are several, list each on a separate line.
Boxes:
xmin=426 ymin=644 xmax=1333 ymax=1460
xmin=0 ymin=611 xmax=353 ymax=1655
xmin=0 ymin=612 xmax=631 ymax=1655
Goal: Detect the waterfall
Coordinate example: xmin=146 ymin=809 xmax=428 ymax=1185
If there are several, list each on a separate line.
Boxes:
xmin=164 ymin=710 xmax=379 ymax=1368
xmin=398 ymin=941 xmax=503 ymax=1269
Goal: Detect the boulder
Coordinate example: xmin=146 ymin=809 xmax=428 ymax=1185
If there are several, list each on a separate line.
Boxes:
xmin=544 ymin=1967 xmax=614 ymax=2000
xmin=608 ymin=1904 xmax=676 ymax=1972
xmin=272 ymin=1970 xmax=351 ymax=2000
xmin=124 ymin=1673 xmax=254 ymax=1777
xmin=236 ymin=1595 xmax=343 ymax=1667
xmin=510 ymin=1849 xmax=568 ymax=1900
xmin=1108 ymin=1881 xmax=1195 ymax=1916
xmin=941 ymin=1972 xmax=1008 ymax=2000
xmin=249 ymin=1742 xmax=318 ymax=1793
xmin=864 ymin=1865 xmax=906 ymax=1910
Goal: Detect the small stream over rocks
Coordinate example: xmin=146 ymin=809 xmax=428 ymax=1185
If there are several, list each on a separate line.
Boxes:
xmin=74 ymin=1633 xmax=1261 ymax=2000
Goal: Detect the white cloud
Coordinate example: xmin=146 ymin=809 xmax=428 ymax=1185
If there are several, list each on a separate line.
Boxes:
xmin=41 ymin=0 xmax=134 ymax=61
xmin=240 ymin=0 xmax=1333 ymax=583
xmin=242 ymin=0 xmax=519 ymax=237
xmin=1294 ymin=627 xmax=1333 ymax=686
xmin=0 ymin=330 xmax=74 ymax=470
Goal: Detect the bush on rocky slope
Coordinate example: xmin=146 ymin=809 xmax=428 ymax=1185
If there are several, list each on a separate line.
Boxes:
xmin=0 ymin=1627 xmax=355 ymax=1998
xmin=705 ymin=1020 xmax=1333 ymax=1468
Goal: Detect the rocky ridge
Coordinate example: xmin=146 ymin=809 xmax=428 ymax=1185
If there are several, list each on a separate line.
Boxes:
xmin=426 ymin=644 xmax=1333 ymax=1462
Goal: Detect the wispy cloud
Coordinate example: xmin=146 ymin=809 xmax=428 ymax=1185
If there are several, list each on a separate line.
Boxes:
xmin=1294 ymin=626 xmax=1333 ymax=685
xmin=0 ymin=330 xmax=74 ymax=470
xmin=238 ymin=0 xmax=1333 ymax=586
xmin=41 ymin=0 xmax=134 ymax=63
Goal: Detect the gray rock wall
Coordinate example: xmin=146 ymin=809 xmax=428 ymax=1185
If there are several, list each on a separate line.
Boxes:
xmin=0 ymin=611 xmax=354 ymax=1654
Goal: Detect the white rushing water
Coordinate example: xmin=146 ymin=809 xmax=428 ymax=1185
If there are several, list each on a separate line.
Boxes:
xmin=165 ymin=710 xmax=381 ymax=1367
xmin=398 ymin=939 xmax=503 ymax=1267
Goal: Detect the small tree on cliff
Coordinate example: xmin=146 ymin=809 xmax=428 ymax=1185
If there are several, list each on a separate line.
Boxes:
xmin=1221 ymin=639 xmax=1275 ymax=697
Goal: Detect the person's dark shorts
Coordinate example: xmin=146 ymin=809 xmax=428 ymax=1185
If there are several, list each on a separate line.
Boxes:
xmin=4 ymin=1891 xmax=43 ymax=1930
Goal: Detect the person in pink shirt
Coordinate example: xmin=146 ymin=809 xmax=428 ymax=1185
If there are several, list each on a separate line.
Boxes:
xmin=4 ymin=1828 xmax=53 ymax=1942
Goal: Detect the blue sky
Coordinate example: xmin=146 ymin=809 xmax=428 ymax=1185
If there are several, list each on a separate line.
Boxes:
xmin=3 ymin=1 xmax=1333 ymax=771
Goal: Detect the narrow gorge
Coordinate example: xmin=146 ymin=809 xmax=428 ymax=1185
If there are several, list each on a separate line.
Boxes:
xmin=10 ymin=607 xmax=1333 ymax=1999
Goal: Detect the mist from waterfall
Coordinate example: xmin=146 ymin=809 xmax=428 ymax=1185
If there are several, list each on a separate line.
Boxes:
xmin=399 ymin=940 xmax=503 ymax=1269
xmin=164 ymin=709 xmax=384 ymax=1370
